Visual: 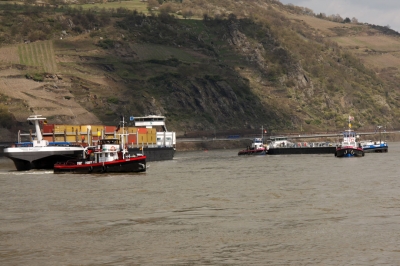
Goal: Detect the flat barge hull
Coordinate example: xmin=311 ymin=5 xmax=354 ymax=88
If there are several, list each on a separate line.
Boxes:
xmin=268 ymin=147 xmax=336 ymax=155
xmin=363 ymin=146 xmax=388 ymax=153
xmin=128 ymin=147 xmax=175 ymax=161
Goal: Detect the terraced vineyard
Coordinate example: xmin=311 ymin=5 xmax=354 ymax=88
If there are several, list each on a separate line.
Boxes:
xmin=17 ymin=41 xmax=57 ymax=73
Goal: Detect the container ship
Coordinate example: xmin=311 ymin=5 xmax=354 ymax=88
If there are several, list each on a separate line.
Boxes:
xmin=40 ymin=115 xmax=175 ymax=162
xmin=3 ymin=115 xmax=86 ymax=171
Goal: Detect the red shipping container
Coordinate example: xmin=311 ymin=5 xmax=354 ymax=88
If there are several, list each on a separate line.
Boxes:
xmin=43 ymin=124 xmax=54 ymax=133
xmin=137 ymin=128 xmax=147 ymax=134
xmin=43 ymin=136 xmax=53 ymax=142
xmin=128 ymin=134 xmax=137 ymax=144
xmin=104 ymin=126 xmax=117 ymax=134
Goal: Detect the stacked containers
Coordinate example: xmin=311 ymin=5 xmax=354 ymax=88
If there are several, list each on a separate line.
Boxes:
xmin=65 ymin=125 xmax=79 ymax=142
xmin=39 ymin=123 xmax=159 ymax=146
xmin=53 ymin=124 xmax=66 ymax=142
xmin=52 ymin=124 xmax=81 ymax=142
xmin=80 ymin=125 xmax=104 ymax=145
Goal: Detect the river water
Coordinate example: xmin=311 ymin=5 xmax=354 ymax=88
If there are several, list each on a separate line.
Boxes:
xmin=1 ymin=143 xmax=400 ymax=265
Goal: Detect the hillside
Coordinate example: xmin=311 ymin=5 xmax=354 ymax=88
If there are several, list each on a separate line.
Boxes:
xmin=0 ymin=0 xmax=400 ymax=140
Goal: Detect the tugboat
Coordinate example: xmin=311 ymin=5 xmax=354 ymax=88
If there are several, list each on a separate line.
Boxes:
xmin=54 ymin=118 xmax=146 ymax=174
xmin=335 ymin=116 xmax=364 ymax=158
xmin=238 ymin=138 xmax=267 ymax=155
xmin=238 ymin=126 xmax=267 ymax=155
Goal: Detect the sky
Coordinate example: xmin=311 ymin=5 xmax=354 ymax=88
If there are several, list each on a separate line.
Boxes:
xmin=279 ymin=0 xmax=400 ymax=33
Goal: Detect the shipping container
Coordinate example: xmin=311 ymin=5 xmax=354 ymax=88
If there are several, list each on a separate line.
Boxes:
xmin=66 ymin=135 xmax=78 ymax=142
xmin=127 ymin=127 xmax=138 ymax=134
xmin=43 ymin=136 xmax=53 ymax=142
xmin=128 ymin=134 xmax=137 ymax=144
xmin=54 ymin=125 xmax=66 ymax=134
xmin=137 ymin=133 xmax=148 ymax=144
xmin=137 ymin=128 xmax=147 ymax=134
xmin=80 ymin=125 xmax=104 ymax=134
xmin=147 ymin=134 xmax=156 ymax=144
xmin=43 ymin=124 xmax=54 ymax=134
xmin=53 ymin=124 xmax=79 ymax=134
xmin=54 ymin=136 xmax=65 ymax=142
xmin=104 ymin=125 xmax=117 ymax=134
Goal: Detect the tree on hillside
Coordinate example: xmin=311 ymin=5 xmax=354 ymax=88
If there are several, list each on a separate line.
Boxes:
xmin=147 ymin=0 xmax=159 ymax=10
xmin=343 ymin=17 xmax=351 ymax=23
xmin=182 ymin=8 xmax=194 ymax=19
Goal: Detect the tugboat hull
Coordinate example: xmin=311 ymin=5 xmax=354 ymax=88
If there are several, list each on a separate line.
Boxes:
xmin=335 ymin=148 xmax=364 ymax=157
xmin=238 ymin=149 xmax=267 ymax=155
xmin=54 ymin=156 xmax=146 ymax=174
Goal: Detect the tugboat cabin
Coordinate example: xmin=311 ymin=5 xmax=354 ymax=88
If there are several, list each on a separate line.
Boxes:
xmin=341 ymin=130 xmax=357 ymax=147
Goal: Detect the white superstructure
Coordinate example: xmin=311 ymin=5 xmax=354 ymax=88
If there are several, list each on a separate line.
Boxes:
xmin=133 ymin=115 xmax=176 ymax=148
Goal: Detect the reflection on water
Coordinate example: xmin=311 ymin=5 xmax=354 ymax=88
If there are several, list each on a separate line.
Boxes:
xmin=1 ymin=144 xmax=400 ymax=265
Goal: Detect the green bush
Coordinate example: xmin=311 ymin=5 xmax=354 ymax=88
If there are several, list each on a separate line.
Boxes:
xmin=107 ymin=97 xmax=119 ymax=104
xmin=97 ymin=39 xmax=114 ymax=49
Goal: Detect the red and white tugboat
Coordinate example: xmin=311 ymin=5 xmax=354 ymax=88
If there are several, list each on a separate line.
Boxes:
xmin=54 ymin=118 xmax=146 ymax=174
xmin=335 ymin=116 xmax=364 ymax=158
xmin=238 ymin=138 xmax=267 ymax=155
xmin=238 ymin=126 xmax=268 ymax=155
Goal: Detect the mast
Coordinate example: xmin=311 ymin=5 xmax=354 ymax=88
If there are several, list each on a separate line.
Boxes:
xmin=261 ymin=125 xmax=263 ymax=142
xmin=118 ymin=116 xmax=127 ymax=159
xmin=27 ymin=115 xmax=45 ymax=141
xmin=377 ymin=125 xmax=382 ymax=144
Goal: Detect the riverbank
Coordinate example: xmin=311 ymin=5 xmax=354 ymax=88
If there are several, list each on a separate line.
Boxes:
xmin=176 ymin=139 xmax=250 ymax=151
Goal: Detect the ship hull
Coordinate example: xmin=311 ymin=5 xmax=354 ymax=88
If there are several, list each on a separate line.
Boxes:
xmin=54 ymin=157 xmax=146 ymax=174
xmin=267 ymin=147 xmax=336 ymax=155
xmin=4 ymin=147 xmax=84 ymax=171
xmin=335 ymin=148 xmax=364 ymax=157
xmin=362 ymin=145 xmax=388 ymax=153
xmin=128 ymin=147 xmax=175 ymax=161
xmin=238 ymin=148 xmax=267 ymax=155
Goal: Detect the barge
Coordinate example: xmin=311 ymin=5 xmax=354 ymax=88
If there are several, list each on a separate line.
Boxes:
xmin=267 ymin=137 xmax=336 ymax=155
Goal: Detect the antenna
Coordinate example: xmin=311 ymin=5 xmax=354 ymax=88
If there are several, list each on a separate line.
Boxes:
xmin=118 ymin=115 xmax=128 ymax=159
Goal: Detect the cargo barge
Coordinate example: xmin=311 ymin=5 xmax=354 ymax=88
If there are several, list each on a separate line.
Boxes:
xmin=2 ymin=115 xmax=175 ymax=166
xmin=127 ymin=115 xmax=175 ymax=162
xmin=267 ymin=137 xmax=337 ymax=155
